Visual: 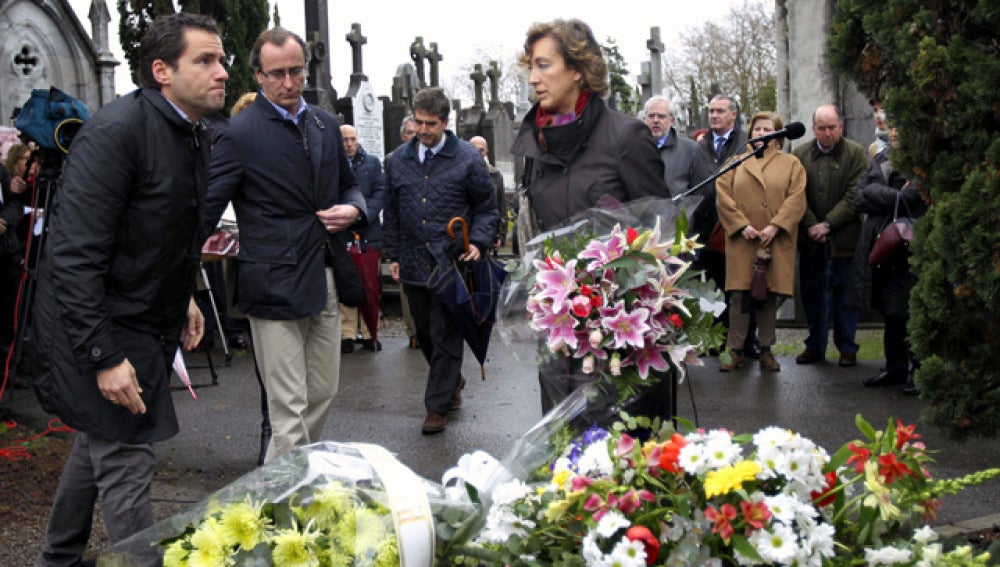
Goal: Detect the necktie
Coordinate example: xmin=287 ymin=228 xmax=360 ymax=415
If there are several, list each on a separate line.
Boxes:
xmin=423 ymin=149 xmax=434 ymax=174
xmin=715 ymin=137 xmax=726 ymax=159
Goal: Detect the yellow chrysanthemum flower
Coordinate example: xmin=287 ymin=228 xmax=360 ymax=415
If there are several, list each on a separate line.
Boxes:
xmin=271 ymin=525 xmax=321 ymax=567
xmin=295 ymin=481 xmax=355 ymax=531
xmin=188 ymin=518 xmax=232 ymax=567
xmin=162 ymin=538 xmax=190 ymax=567
xmin=353 ymin=506 xmax=390 ymax=555
xmin=374 ymin=535 xmax=400 ymax=567
xmin=544 ymin=497 xmax=573 ymax=522
xmin=703 ymin=460 xmax=762 ymax=498
xmin=551 ymin=468 xmax=572 ymax=492
xmin=218 ymin=497 xmax=271 ymax=551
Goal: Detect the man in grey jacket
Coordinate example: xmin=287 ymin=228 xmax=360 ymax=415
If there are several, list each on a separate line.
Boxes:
xmin=643 ymin=96 xmax=711 ymax=198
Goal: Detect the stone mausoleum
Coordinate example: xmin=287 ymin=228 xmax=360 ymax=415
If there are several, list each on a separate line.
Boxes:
xmin=0 ymin=0 xmax=117 ymax=127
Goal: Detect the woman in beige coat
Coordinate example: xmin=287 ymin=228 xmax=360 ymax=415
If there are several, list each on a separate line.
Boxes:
xmin=716 ymin=111 xmax=807 ymax=372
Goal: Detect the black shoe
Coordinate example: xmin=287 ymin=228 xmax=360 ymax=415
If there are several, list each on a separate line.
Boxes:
xmin=361 ymin=339 xmax=382 ymax=352
xmin=902 ymin=377 xmax=920 ymax=396
xmin=227 ymin=334 xmax=248 ymax=350
xmin=863 ymin=370 xmax=906 ymax=387
xmin=340 ymin=339 xmax=355 ymax=354
xmin=795 ymin=348 xmax=824 ymax=364
xmin=743 ymin=339 xmax=762 ymax=360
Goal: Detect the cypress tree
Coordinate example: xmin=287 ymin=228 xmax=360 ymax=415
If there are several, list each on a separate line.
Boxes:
xmin=828 ymin=0 xmax=1000 ymax=439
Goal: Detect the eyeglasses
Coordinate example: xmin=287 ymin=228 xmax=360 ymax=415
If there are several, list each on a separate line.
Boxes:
xmin=260 ymin=66 xmax=305 ymax=81
xmin=645 ymin=113 xmax=670 ymax=120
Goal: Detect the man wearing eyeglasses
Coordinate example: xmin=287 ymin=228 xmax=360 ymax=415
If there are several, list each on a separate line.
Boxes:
xmin=205 ymin=27 xmax=366 ymax=463
xmin=643 ymin=96 xmax=711 ymax=199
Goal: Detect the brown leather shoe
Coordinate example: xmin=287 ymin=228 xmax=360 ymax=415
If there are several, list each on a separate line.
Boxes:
xmin=719 ymin=350 xmax=744 ymax=372
xmin=838 ymin=352 xmax=857 ymax=367
xmin=795 ymin=348 xmax=823 ymax=364
xmin=760 ymin=351 xmax=781 ymax=371
xmin=421 ymin=411 xmax=446 ymax=434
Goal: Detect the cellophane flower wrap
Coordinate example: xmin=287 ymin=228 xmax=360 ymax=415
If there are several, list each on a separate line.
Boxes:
xmin=97 ymin=442 xmax=481 ymax=566
xmin=448 ymin=415 xmax=998 ymax=566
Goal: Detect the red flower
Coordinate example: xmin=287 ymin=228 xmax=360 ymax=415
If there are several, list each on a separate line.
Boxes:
xmin=878 ymin=453 xmax=914 ymax=484
xmin=590 ymin=294 xmax=604 ymax=308
xmin=579 ymin=283 xmax=593 ymax=296
xmin=810 ymin=471 xmax=839 ymax=507
xmin=846 ymin=442 xmax=871 ymax=474
xmin=895 ymin=420 xmax=921 ymax=449
xmin=658 ymin=433 xmax=687 ymax=473
xmin=625 ymin=525 xmax=660 ymax=564
xmin=626 ymin=226 xmax=639 ymax=244
xmin=668 ymin=313 xmax=684 ymax=328
xmin=739 ymin=499 xmax=772 ymax=530
xmin=571 ymin=295 xmax=592 ymax=318
xmin=704 ymin=503 xmax=737 ymax=541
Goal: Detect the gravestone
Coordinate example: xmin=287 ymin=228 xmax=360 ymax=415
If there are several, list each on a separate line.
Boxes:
xmin=456 ymin=64 xmax=486 ymax=141
xmin=480 ymin=61 xmax=515 ymax=191
xmin=302 ymin=0 xmax=337 ymax=111
xmin=382 ymin=63 xmax=419 ymax=152
xmin=427 ymin=42 xmax=443 ymax=87
xmin=645 ymin=27 xmax=664 ymax=101
xmin=335 ymin=23 xmax=384 ymax=161
xmin=638 ymin=61 xmax=652 ymax=107
xmin=409 ymin=37 xmax=427 ymax=88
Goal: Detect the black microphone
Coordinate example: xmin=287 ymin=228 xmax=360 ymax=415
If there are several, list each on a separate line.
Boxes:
xmin=747 ymin=121 xmax=806 ymax=145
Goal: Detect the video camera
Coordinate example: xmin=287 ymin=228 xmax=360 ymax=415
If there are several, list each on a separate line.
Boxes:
xmin=15 ymin=87 xmax=89 ymax=181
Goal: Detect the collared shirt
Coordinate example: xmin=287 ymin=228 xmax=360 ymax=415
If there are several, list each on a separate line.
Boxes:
xmin=713 ymin=128 xmax=734 ymax=149
xmin=816 ymin=139 xmax=836 ymax=154
xmin=419 ymin=136 xmax=446 ymax=163
xmin=262 ymin=92 xmax=308 ymax=124
xmin=656 ymin=130 xmax=672 ymax=149
xmin=162 ymin=94 xmax=193 ymax=124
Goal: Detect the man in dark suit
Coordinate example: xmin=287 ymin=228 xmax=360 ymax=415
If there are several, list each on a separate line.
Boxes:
xmin=691 ymin=94 xmax=759 ymax=357
xmin=205 ymin=27 xmax=365 ymax=463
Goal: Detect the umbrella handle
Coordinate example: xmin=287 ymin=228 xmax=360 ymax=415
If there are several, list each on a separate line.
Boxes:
xmin=447 ymin=217 xmax=470 ymax=253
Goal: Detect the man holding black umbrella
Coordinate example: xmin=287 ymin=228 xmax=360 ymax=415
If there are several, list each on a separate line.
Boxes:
xmin=384 ymin=87 xmax=498 ymax=434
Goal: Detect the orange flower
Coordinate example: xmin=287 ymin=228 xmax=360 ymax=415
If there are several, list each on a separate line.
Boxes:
xmin=894 ymin=420 xmax=921 ymax=449
xmin=739 ymin=499 xmax=772 ymax=530
xmin=625 ymin=525 xmax=660 ymax=564
xmin=877 ymin=453 xmax=914 ymax=484
xmin=704 ymin=503 xmax=737 ymax=541
xmin=658 ymin=433 xmax=687 ymax=473
xmin=846 ymin=442 xmax=870 ymax=474
xmin=810 ymin=470 xmax=839 ymax=507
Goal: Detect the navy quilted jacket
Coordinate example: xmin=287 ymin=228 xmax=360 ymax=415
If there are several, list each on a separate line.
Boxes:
xmin=384 ymin=131 xmax=498 ymax=286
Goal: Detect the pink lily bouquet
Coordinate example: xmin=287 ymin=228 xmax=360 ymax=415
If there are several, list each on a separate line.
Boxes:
xmin=451 ymin=415 xmax=998 ymax=566
xmin=525 ymin=220 xmax=724 ymax=398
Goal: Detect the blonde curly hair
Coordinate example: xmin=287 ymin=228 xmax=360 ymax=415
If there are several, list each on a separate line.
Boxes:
xmin=518 ymin=19 xmax=609 ymax=98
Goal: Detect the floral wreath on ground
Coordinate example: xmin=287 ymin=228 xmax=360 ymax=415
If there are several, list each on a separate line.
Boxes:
xmin=454 ymin=415 xmax=998 ymax=566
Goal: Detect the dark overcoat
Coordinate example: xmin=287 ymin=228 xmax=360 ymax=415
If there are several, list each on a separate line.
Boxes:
xmin=32 ymin=88 xmax=209 ymax=443
xmin=205 ymin=95 xmax=365 ymax=320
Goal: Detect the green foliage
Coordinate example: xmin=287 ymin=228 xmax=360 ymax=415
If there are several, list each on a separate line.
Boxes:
xmin=117 ymin=0 xmax=269 ymax=112
xmin=828 ymin=0 xmax=1000 ymax=439
xmin=601 ymin=38 xmax=637 ymax=115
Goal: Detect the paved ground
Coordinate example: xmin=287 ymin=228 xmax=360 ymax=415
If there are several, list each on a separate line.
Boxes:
xmin=5 ymin=314 xmax=999 ymax=532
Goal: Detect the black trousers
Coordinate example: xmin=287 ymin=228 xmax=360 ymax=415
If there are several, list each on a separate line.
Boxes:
xmin=883 ymin=313 xmax=912 ymax=377
xmin=402 ymin=284 xmax=463 ymax=415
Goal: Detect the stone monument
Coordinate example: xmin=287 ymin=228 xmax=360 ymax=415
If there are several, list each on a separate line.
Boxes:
xmin=381 ymin=63 xmax=419 ymax=153
xmin=481 ymin=61 xmax=515 ymax=191
xmin=456 ymin=63 xmax=486 ymax=141
xmin=0 ymin=0 xmax=118 ymax=124
xmin=409 ymin=37 xmax=428 ymax=88
xmin=426 ymin=42 xmax=443 ymax=87
xmin=335 ymin=23 xmax=384 ymax=161
xmin=302 ymin=0 xmax=338 ymax=111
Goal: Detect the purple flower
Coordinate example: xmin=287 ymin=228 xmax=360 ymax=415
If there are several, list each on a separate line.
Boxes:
xmin=629 ymin=341 xmax=671 ymax=379
xmin=531 ymin=302 xmax=579 ymax=352
xmin=579 ymin=226 xmax=627 ymax=270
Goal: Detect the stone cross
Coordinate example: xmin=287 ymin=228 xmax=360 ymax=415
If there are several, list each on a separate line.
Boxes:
xmin=486 ymin=60 xmax=502 ymax=110
xmin=14 ymin=46 xmax=38 ymax=76
xmin=646 ymin=26 xmax=664 ymax=96
xmin=638 ymin=61 xmax=652 ymax=103
xmin=427 ymin=42 xmax=443 ymax=87
xmin=303 ymin=0 xmax=337 ymax=109
xmin=470 ymin=64 xmax=486 ymax=110
xmin=409 ymin=37 xmax=427 ymax=88
xmin=345 ymin=23 xmax=367 ymax=81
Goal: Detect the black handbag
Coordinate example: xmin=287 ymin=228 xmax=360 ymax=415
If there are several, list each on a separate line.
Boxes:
xmin=329 ymin=234 xmax=363 ymax=307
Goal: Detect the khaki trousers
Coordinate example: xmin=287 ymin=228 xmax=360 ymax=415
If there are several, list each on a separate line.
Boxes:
xmin=726 ymin=291 xmax=779 ymax=350
xmin=340 ymin=305 xmax=372 ymax=339
xmin=250 ymin=268 xmax=340 ymax=463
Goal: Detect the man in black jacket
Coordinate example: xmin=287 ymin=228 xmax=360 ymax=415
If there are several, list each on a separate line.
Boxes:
xmin=205 ymin=28 xmax=365 ymax=462
xmin=32 ymin=13 xmax=225 ymax=565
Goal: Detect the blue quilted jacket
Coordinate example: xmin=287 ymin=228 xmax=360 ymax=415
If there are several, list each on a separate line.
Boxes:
xmin=384 ymin=130 xmax=498 ymax=286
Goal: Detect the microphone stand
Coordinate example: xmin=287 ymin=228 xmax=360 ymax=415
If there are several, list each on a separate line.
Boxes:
xmin=672 ymin=144 xmax=765 ymax=204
